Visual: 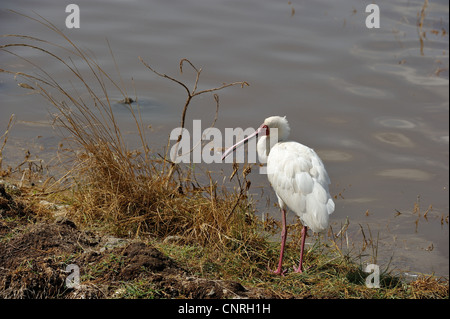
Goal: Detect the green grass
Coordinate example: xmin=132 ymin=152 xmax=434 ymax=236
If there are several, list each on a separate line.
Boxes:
xmin=116 ymin=280 xmax=163 ymax=299
xmin=151 ymin=230 xmax=447 ymax=298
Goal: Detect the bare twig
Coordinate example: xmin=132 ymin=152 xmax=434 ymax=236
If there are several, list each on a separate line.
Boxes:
xmin=417 ymin=0 xmax=429 ymax=56
xmin=226 ymin=164 xmax=252 ymax=222
xmin=139 ymin=56 xmax=249 ymax=185
xmin=0 ymin=114 xmax=16 ymax=170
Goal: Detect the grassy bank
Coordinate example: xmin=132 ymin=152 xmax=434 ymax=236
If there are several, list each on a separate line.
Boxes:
xmin=1 ymin=13 xmax=448 ymax=299
xmin=0 ymin=181 xmax=448 ymax=299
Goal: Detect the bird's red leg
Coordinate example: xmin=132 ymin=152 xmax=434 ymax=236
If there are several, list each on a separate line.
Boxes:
xmin=293 ymin=226 xmax=307 ymax=273
xmin=269 ymin=208 xmax=287 ymax=275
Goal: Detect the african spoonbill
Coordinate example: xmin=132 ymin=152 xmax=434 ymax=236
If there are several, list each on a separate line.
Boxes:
xmin=222 ymin=116 xmax=335 ymax=274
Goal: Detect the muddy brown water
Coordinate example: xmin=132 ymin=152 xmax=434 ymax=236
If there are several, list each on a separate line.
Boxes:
xmin=0 ymin=0 xmax=448 ymax=276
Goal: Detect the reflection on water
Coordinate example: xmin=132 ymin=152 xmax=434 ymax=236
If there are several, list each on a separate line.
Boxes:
xmin=0 ymin=0 xmax=448 ymax=276
xmin=373 ymin=132 xmax=414 ymax=148
xmin=376 ymin=117 xmax=417 ymax=129
xmin=378 ymin=168 xmax=434 ymax=181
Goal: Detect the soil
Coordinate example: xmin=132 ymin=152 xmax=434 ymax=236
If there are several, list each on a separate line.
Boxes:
xmin=0 ymin=185 xmax=277 ymax=299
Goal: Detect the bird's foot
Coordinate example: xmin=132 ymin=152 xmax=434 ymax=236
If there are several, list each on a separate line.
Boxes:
xmin=292 ymin=266 xmax=303 ymax=274
xmin=271 ymin=268 xmax=288 ymax=276
xmin=267 ymin=265 xmax=287 ymax=276
xmin=293 ymin=265 xmax=311 ymax=273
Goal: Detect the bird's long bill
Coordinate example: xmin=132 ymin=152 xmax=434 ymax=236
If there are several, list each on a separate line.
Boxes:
xmin=221 ymin=126 xmax=264 ymax=161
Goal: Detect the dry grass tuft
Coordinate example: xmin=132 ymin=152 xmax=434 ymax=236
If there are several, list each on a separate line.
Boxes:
xmin=409 ymin=275 xmax=449 ymax=299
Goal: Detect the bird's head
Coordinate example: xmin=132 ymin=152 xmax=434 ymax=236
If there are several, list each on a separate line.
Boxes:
xmin=262 ymin=116 xmax=291 ymax=142
xmin=221 ymin=115 xmax=290 ymax=161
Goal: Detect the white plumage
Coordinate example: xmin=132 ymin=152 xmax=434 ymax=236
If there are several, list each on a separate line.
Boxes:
xmin=222 ymin=115 xmax=335 ymax=275
xmin=265 ymin=141 xmax=335 ymax=233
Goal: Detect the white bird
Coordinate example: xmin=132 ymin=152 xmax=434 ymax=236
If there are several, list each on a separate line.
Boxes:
xmin=222 ymin=116 xmax=335 ymax=275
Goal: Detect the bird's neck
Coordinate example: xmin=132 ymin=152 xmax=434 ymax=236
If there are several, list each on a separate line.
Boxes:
xmin=257 ymin=135 xmax=282 ymax=163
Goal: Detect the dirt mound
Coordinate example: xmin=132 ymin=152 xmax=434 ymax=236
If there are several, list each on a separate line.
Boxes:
xmin=120 ymin=242 xmax=176 ymax=278
xmin=72 ymin=241 xmax=274 ymax=299
xmin=0 ymin=217 xmax=99 ymax=298
xmin=0 ymin=185 xmax=34 ymax=238
xmin=0 ymin=187 xmax=275 ymax=298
